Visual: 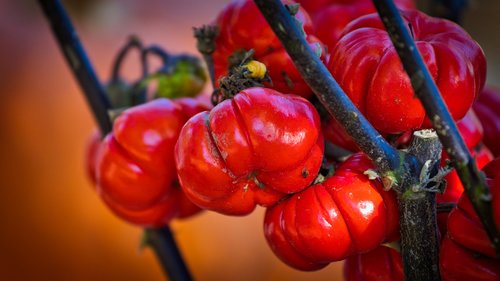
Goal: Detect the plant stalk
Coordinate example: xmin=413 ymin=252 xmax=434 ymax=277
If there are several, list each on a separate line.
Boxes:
xmin=38 ymin=0 xmax=112 ymax=134
xmin=253 ymin=0 xmax=401 ymax=175
xmin=254 ymin=1 xmax=445 ymax=279
xmin=145 ymin=227 xmax=193 ymax=281
xmin=37 ymin=1 xmax=193 ymax=280
xmin=111 ymin=36 xmax=146 ymax=83
xmin=372 ymin=0 xmax=500 ymax=252
xmin=399 ymin=130 xmax=442 ymax=281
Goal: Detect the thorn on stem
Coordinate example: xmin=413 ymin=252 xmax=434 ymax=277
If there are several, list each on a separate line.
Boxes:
xmin=408 ymin=22 xmax=415 ymax=39
xmin=285 ymin=3 xmax=300 ymax=16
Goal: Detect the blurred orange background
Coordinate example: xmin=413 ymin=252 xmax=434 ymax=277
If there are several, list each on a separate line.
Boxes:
xmin=0 ymin=1 xmax=499 ymax=281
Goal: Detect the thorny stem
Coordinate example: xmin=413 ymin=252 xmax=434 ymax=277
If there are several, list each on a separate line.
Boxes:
xmin=373 ymin=0 xmax=500 ymax=252
xmin=254 ymin=1 xmax=447 ymax=280
xmin=399 ymin=130 xmax=442 ymax=281
xmin=253 ymin=0 xmax=403 ymax=176
xmin=37 ymin=1 xmax=193 ymax=280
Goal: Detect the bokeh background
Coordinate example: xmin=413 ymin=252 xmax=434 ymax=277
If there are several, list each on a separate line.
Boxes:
xmin=0 ymin=1 xmax=499 ymax=280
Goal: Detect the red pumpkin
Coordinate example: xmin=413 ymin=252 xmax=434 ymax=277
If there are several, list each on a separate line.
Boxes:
xmin=175 ymin=87 xmax=323 ymax=216
xmin=328 ymin=9 xmax=486 ymax=134
xmin=212 ymin=0 xmax=324 ymax=97
xmin=264 ymin=153 xmax=398 ymax=271
xmin=296 ymin=0 xmax=415 ymax=48
xmin=473 ymin=86 xmax=500 ymax=157
xmin=93 ymin=97 xmax=209 ymax=227
xmin=343 ymin=246 xmax=403 ymax=281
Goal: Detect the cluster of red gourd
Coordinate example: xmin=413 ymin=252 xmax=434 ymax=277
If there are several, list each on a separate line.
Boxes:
xmin=85 ymin=0 xmax=500 ymax=280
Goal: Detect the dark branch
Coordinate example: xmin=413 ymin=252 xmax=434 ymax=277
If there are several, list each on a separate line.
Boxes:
xmin=38 ymin=0 xmax=112 ymax=134
xmin=144 ymin=227 xmax=193 ymax=281
xmin=37 ymin=1 xmax=193 ymax=280
xmin=253 ymin=0 xmax=401 ymax=175
xmin=111 ymin=36 xmax=146 ymax=83
xmin=372 ymin=0 xmax=500 ymax=251
xmin=142 ymin=45 xmax=171 ymax=66
xmin=399 ymin=130 xmax=442 ymax=281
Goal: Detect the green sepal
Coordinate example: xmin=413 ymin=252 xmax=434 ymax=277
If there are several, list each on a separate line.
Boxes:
xmin=152 ymin=56 xmax=207 ymax=99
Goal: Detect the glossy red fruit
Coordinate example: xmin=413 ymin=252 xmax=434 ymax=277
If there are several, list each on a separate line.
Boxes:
xmin=344 ymin=238 xmax=500 ymax=281
xmin=456 ymin=109 xmax=484 ymax=150
xmin=264 ymin=153 xmax=399 ymax=271
xmin=473 ymin=86 xmax=500 ymax=157
xmin=322 ymin=115 xmax=359 ymax=152
xmin=436 ymin=110 xmax=493 ymax=236
xmin=212 ymin=0 xmax=324 ymax=97
xmin=328 ymin=9 xmax=486 ymax=134
xmin=296 ymin=0 xmax=414 ymax=17
xmin=175 ymin=87 xmax=324 ymax=216
xmin=343 ymin=246 xmax=403 ymax=281
xmin=94 ymin=97 xmax=210 ymax=227
xmin=440 ymin=156 xmax=500 ymax=280
xmin=84 ymin=129 xmax=101 ymax=186
xmin=446 ymin=162 xmax=499 ymax=259
xmin=440 ymin=144 xmax=493 ymax=204
xmin=296 ymin=0 xmax=415 ymax=48
xmin=321 ymin=115 xmax=414 ymax=153
xmin=484 ymin=157 xmax=500 ymax=235
xmin=440 ymin=235 xmax=500 ymax=281
xmin=438 ymin=110 xmax=493 ymax=204
xmin=173 ymin=95 xmax=212 ymax=117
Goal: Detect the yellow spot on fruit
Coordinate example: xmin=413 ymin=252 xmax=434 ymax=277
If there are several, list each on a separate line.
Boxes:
xmin=242 ymin=60 xmax=267 ymax=79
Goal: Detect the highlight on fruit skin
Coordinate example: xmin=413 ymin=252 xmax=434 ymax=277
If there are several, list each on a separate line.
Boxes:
xmin=327 ymin=9 xmax=486 ymax=134
xmin=90 ymin=96 xmax=211 ymax=227
xmin=263 ymin=153 xmax=399 ymax=271
xmin=175 ymin=87 xmax=324 ymax=216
